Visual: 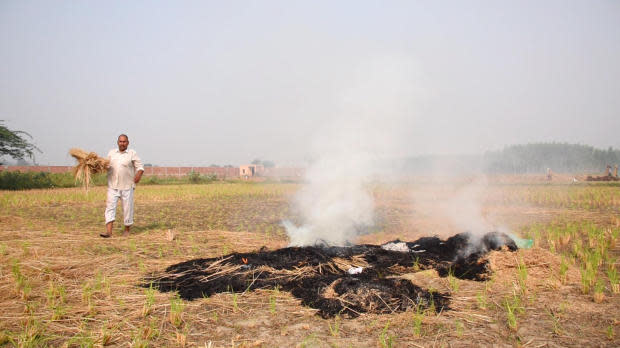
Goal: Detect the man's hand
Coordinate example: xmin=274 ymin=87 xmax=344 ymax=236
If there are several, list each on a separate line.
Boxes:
xmin=134 ymin=170 xmax=144 ymax=184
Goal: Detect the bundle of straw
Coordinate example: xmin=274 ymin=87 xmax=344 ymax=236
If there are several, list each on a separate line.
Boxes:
xmin=69 ymin=148 xmax=110 ymax=190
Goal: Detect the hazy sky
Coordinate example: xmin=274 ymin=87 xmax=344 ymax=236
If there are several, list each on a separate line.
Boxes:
xmin=1 ymin=1 xmax=619 ymax=166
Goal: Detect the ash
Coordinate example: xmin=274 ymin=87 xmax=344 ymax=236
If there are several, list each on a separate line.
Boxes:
xmin=144 ymin=232 xmax=516 ymax=318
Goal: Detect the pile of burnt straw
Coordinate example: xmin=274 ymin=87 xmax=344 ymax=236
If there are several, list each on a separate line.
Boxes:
xmin=144 ymin=232 xmax=517 ymax=318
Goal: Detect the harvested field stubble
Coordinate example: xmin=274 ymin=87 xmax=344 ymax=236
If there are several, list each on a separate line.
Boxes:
xmin=0 ymin=180 xmax=619 ymax=347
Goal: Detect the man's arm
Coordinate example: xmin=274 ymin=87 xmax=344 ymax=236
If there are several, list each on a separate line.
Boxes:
xmin=134 ymin=169 xmax=144 ymax=184
xmin=132 ymin=151 xmax=145 ymax=184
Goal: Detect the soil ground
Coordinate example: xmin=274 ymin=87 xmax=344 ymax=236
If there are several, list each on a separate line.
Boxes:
xmin=0 ymin=179 xmax=619 ymax=347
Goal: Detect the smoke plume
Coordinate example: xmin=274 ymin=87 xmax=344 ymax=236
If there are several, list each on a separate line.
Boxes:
xmin=284 ymin=56 xmax=420 ymax=246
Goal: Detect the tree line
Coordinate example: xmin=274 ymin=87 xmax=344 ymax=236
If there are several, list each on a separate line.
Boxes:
xmin=483 ymin=143 xmax=620 ymax=174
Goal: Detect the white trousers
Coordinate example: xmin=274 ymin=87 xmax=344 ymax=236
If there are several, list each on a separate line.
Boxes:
xmin=105 ymin=188 xmax=134 ymax=226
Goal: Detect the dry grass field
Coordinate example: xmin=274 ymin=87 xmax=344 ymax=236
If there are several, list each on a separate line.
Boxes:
xmin=1 ymin=179 xmax=619 ymax=347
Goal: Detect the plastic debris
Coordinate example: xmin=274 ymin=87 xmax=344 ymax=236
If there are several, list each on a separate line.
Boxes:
xmin=347 ymin=267 xmax=364 ymax=275
xmin=381 ymin=242 xmax=410 ymax=252
xmin=510 ymin=235 xmax=534 ymax=249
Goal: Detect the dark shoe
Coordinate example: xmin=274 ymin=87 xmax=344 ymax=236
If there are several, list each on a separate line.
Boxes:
xmin=100 ymin=233 xmax=111 ymax=238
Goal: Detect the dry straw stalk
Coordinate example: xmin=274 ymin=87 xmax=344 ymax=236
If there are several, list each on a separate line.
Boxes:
xmin=69 ymin=148 xmax=110 ymax=190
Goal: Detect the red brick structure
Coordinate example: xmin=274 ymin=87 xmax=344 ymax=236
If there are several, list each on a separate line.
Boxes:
xmin=239 ymin=164 xmax=265 ymax=179
xmin=141 ymin=166 xmax=240 ymax=178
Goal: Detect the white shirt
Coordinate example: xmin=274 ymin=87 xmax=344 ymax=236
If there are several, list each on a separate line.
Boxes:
xmin=107 ymin=149 xmax=144 ymax=190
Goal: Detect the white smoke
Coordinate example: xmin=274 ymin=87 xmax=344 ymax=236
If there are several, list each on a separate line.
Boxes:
xmin=409 ymin=175 xmax=513 ymax=258
xmin=442 ymin=177 xmax=493 ymax=235
xmin=284 ymin=152 xmax=376 ymax=246
xmin=284 ymin=55 xmax=421 ymax=246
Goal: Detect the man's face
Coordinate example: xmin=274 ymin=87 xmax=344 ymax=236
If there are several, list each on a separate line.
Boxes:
xmin=117 ymin=136 xmax=129 ymax=151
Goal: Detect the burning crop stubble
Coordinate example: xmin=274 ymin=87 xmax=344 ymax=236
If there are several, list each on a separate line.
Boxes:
xmin=144 ymin=231 xmax=517 ymax=318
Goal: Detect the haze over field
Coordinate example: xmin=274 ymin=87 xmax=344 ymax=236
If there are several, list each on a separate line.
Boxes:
xmin=1 ymin=1 xmax=619 ymax=166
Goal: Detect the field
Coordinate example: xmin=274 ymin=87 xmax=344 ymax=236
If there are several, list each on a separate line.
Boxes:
xmin=1 ymin=179 xmax=619 ymax=347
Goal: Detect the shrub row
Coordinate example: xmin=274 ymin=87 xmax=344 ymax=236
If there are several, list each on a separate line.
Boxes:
xmin=0 ymin=171 xmax=218 ymax=190
xmin=0 ymin=171 xmax=107 ymax=190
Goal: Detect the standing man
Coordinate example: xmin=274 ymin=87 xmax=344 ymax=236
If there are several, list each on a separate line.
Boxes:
xmin=101 ymin=134 xmax=144 ymax=238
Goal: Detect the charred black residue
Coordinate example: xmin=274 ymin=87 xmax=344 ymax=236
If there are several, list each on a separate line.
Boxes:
xmin=144 ymin=232 xmax=516 ymax=318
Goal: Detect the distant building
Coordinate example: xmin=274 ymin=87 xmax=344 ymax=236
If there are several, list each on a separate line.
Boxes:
xmin=239 ymin=164 xmax=264 ymax=179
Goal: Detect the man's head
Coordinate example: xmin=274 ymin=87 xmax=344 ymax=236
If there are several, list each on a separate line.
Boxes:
xmin=117 ymin=134 xmax=129 ymax=152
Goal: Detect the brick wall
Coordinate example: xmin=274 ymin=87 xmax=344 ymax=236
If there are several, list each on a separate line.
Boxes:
xmin=0 ymin=166 xmax=307 ymax=179
xmin=263 ymin=167 xmax=305 ymax=178
xmin=141 ymin=166 xmax=240 ymax=178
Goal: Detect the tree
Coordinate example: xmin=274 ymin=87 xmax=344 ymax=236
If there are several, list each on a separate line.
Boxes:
xmin=250 ymin=158 xmax=276 ymax=167
xmin=0 ymin=121 xmax=40 ymax=165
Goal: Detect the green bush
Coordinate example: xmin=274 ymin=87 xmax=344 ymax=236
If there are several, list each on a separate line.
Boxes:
xmin=0 ymin=170 xmax=219 ymax=190
xmin=0 ymin=171 xmax=108 ymax=190
xmin=141 ymin=175 xmax=160 ymax=185
xmin=0 ymin=171 xmax=53 ymax=190
xmin=140 ymin=175 xmax=186 ymax=185
xmin=188 ymin=171 xmax=217 ymax=184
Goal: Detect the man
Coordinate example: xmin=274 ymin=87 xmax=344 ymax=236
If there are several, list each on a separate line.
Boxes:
xmin=101 ymin=134 xmax=144 ymax=238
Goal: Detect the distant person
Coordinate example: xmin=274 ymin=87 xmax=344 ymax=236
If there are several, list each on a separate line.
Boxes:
xmin=101 ymin=134 xmax=144 ymax=238
xmin=547 ymin=168 xmax=552 ymax=181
